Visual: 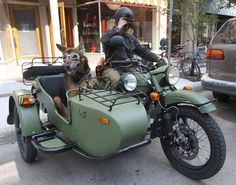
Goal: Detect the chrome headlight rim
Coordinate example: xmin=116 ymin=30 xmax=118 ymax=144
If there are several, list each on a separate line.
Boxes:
xmin=120 ymin=73 xmax=137 ymax=92
xmin=166 ymin=66 xmax=180 ymax=85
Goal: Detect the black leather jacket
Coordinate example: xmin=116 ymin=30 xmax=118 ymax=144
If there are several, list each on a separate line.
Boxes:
xmin=101 ymin=27 xmax=160 ymax=66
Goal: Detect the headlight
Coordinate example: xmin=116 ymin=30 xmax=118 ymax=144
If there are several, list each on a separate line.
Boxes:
xmin=166 ymin=67 xmax=180 ymax=85
xmin=121 ymin=74 xmax=137 ymax=91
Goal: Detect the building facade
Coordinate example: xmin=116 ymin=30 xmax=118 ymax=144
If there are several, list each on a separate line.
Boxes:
xmin=0 ymin=0 xmax=168 ymax=65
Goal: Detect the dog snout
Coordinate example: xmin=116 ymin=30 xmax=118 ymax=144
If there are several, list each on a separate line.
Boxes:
xmin=64 ymin=60 xmax=80 ymax=73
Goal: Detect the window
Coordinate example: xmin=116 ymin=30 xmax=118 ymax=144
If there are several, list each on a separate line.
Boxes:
xmin=77 ymin=3 xmax=100 ymax=53
xmin=77 ymin=2 xmax=155 ymax=53
xmin=213 ymin=20 xmax=236 ymax=44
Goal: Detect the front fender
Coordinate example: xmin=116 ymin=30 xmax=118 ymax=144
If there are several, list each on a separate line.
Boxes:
xmin=8 ymin=89 xmax=42 ymax=136
xmin=165 ymin=90 xmax=216 ymax=113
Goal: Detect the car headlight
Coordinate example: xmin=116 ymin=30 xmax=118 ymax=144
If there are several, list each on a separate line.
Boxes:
xmin=166 ymin=67 xmax=180 ymax=85
xmin=121 ymin=74 xmax=137 ymax=91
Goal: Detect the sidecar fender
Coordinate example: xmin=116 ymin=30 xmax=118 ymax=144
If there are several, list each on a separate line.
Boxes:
xmin=7 ymin=89 xmax=42 ymax=136
xmin=165 ymin=90 xmax=216 ymax=113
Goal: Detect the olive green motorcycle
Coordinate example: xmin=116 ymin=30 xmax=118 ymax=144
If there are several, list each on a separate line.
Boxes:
xmin=7 ymin=36 xmax=226 ymax=180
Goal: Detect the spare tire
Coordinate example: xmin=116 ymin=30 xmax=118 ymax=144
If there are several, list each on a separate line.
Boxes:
xmin=23 ymin=66 xmax=65 ymax=80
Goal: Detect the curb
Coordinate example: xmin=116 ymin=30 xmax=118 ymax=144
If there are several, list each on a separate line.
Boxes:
xmin=0 ymin=126 xmax=16 ymax=146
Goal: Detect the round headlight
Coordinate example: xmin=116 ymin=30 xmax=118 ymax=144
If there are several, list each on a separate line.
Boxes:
xmin=166 ymin=67 xmax=180 ymax=85
xmin=122 ymin=74 xmax=137 ymax=91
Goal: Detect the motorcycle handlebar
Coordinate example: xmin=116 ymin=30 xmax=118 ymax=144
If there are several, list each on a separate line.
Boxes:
xmin=112 ymin=58 xmax=140 ymax=64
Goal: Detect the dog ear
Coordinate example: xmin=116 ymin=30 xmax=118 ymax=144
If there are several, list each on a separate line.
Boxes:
xmin=56 ymin=44 xmax=66 ymax=53
xmin=77 ymin=37 xmax=85 ymax=55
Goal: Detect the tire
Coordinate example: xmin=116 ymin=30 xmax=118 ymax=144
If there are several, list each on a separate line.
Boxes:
xmin=213 ymin=92 xmax=230 ymax=102
xmin=14 ymin=106 xmax=37 ymax=162
xmin=23 ymin=65 xmax=65 ymax=80
xmin=189 ymin=61 xmax=201 ymax=81
xmin=161 ymin=106 xmax=226 ymax=179
xmin=180 ymin=59 xmax=201 ymax=81
xmin=180 ymin=58 xmax=192 ymax=75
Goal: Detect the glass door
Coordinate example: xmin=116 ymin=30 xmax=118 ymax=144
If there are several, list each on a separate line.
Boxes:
xmin=9 ymin=5 xmax=42 ymax=60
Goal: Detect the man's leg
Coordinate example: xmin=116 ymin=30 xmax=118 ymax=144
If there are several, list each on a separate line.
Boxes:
xmin=102 ymin=67 xmax=120 ymax=90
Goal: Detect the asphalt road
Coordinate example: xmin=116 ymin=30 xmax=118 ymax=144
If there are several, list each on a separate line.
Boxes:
xmin=0 ymin=90 xmax=236 ymax=185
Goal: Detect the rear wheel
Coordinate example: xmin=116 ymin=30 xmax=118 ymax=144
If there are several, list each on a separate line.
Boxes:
xmin=161 ymin=106 xmax=226 ymax=179
xmin=181 ymin=59 xmax=201 ymax=81
xmin=14 ymin=106 xmax=37 ymax=162
xmin=213 ymin=92 xmax=230 ymax=102
xmin=180 ymin=58 xmax=192 ymax=75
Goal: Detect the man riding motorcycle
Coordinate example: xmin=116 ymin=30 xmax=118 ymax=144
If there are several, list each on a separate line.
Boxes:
xmin=99 ymin=7 xmax=164 ymax=89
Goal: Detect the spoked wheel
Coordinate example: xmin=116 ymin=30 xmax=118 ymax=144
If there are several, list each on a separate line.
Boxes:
xmin=189 ymin=61 xmax=201 ymax=81
xmin=161 ymin=106 xmax=226 ymax=179
xmin=180 ymin=59 xmax=201 ymax=81
xmin=14 ymin=106 xmax=37 ymax=162
xmin=180 ymin=58 xmax=192 ymax=75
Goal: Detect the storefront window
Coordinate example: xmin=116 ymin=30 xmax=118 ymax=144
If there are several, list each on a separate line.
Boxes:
xmin=77 ymin=3 xmax=100 ymax=53
xmin=77 ymin=1 xmax=155 ymax=53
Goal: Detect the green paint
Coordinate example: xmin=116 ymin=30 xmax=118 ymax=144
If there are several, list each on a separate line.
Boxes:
xmin=165 ymin=90 xmax=216 ymax=113
xmin=11 ymin=89 xmax=42 ymax=136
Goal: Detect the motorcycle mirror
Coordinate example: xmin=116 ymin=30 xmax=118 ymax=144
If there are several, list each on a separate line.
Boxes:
xmin=110 ymin=36 xmax=125 ymax=47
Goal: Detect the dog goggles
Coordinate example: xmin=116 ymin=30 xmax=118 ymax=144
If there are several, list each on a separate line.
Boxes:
xmin=63 ymin=53 xmax=80 ymax=60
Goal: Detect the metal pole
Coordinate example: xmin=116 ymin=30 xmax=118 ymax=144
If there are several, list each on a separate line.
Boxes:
xmin=167 ymin=0 xmax=174 ymax=64
xmin=98 ymin=1 xmax=103 ymax=53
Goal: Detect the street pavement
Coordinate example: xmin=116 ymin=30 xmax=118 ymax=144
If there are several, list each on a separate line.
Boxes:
xmin=0 ymin=92 xmax=236 ymax=185
xmin=1 ymin=62 xmax=236 ymax=185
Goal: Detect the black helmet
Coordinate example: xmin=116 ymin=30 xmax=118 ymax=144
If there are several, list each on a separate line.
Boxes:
xmin=160 ymin=38 xmax=167 ymax=47
xmin=114 ymin=7 xmax=134 ymax=24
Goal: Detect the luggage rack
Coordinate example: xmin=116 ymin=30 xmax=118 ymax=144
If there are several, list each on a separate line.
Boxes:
xmin=68 ymin=88 xmax=144 ymax=111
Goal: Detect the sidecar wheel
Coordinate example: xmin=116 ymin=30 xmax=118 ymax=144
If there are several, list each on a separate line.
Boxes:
xmin=161 ymin=106 xmax=226 ymax=179
xmin=14 ymin=106 xmax=37 ymax=163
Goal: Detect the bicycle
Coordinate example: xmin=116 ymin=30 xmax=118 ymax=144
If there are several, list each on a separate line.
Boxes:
xmin=171 ymin=41 xmax=202 ymax=82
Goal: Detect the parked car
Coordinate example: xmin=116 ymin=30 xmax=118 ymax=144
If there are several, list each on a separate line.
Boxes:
xmin=201 ymin=18 xmax=236 ymax=101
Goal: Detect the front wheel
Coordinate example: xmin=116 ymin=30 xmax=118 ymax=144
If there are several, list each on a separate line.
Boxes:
xmin=14 ymin=106 xmax=37 ymax=162
xmin=161 ymin=106 xmax=226 ymax=179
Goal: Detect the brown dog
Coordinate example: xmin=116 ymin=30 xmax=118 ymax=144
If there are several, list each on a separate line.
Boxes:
xmin=53 ymin=40 xmax=91 ymax=119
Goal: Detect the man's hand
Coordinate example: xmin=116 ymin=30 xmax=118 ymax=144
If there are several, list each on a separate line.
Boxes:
xmin=156 ymin=60 xmax=167 ymax=68
xmin=117 ymin=17 xmax=127 ymax=30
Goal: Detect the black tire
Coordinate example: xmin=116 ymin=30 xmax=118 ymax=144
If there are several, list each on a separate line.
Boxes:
xmin=14 ymin=106 xmax=37 ymax=163
xmin=180 ymin=59 xmax=201 ymax=81
xmin=213 ymin=92 xmax=230 ymax=102
xmin=180 ymin=58 xmax=192 ymax=75
xmin=161 ymin=106 xmax=226 ymax=179
xmin=23 ymin=65 xmax=65 ymax=80
xmin=190 ymin=61 xmax=201 ymax=81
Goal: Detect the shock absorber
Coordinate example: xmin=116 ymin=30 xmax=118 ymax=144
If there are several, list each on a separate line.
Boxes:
xmin=162 ymin=110 xmax=174 ymax=142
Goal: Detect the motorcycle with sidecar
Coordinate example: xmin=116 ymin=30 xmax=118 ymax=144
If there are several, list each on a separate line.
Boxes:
xmin=7 ymin=36 xmax=226 ymax=180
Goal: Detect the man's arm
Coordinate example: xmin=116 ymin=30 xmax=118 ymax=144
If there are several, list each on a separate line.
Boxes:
xmin=133 ymin=41 xmax=161 ymax=62
xmin=100 ymin=28 xmax=120 ymax=46
xmin=101 ymin=18 xmax=127 ymax=46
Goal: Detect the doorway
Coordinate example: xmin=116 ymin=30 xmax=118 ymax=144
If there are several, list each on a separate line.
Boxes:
xmin=9 ymin=5 xmax=42 ymax=60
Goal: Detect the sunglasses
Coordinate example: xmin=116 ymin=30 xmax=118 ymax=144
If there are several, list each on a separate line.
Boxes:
xmin=63 ymin=53 xmax=80 ymax=60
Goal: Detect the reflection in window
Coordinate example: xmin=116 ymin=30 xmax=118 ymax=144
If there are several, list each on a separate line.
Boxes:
xmin=213 ymin=21 xmax=236 ymax=44
xmin=78 ymin=3 xmax=100 ymax=53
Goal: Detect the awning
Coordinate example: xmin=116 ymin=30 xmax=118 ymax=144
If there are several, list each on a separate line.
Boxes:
xmin=103 ymin=0 xmax=159 ymax=6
